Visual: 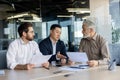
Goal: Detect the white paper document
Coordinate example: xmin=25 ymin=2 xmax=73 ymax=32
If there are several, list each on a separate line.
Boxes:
xmin=60 ymin=67 xmax=80 ymax=71
xmin=60 ymin=65 xmax=89 ymax=71
xmin=30 ymin=54 xmax=51 ymax=67
xmin=0 ymin=70 xmax=5 ymax=75
xmin=60 ymin=66 xmax=82 ymax=72
xmin=67 ymin=52 xmax=88 ymax=64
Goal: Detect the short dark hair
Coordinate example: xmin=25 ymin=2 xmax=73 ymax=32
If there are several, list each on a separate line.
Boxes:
xmin=18 ymin=22 xmax=33 ymax=37
xmin=50 ymin=24 xmax=61 ymax=30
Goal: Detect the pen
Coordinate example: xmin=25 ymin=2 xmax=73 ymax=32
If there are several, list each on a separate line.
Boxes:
xmin=70 ymin=66 xmax=85 ymax=69
xmin=44 ymin=67 xmax=50 ymax=70
xmin=53 ymin=70 xmax=62 ymax=74
xmin=64 ymin=74 xmax=71 ymax=77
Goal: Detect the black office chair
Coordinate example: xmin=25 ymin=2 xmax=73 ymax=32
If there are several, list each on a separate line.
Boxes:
xmin=0 ymin=50 xmax=7 ymax=69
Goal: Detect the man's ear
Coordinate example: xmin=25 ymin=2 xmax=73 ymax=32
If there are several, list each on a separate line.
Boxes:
xmin=22 ymin=32 xmax=27 ymax=37
xmin=50 ymin=30 xmax=52 ymax=34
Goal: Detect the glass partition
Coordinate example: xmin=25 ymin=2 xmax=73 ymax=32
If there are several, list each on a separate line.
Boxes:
xmin=0 ymin=0 xmax=119 ymax=51
xmin=110 ymin=0 xmax=120 ymax=43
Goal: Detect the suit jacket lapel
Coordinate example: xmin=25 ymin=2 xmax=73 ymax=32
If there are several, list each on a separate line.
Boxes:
xmin=48 ymin=37 xmax=53 ymax=54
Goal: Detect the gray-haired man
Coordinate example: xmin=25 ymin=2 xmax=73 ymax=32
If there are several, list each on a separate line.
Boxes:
xmin=79 ymin=20 xmax=110 ymax=67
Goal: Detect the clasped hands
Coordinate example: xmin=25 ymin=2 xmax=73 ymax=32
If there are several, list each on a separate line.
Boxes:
xmin=56 ymin=52 xmax=74 ymax=65
xmin=87 ymin=60 xmax=99 ymax=67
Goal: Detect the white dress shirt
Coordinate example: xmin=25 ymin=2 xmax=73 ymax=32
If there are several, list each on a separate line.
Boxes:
xmin=52 ymin=42 xmax=56 ymax=55
xmin=7 ymin=38 xmax=42 ymax=69
xmin=50 ymin=38 xmax=60 ymax=60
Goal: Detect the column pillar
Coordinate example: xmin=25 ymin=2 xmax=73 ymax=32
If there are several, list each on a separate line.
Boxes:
xmin=90 ymin=0 xmax=112 ymax=43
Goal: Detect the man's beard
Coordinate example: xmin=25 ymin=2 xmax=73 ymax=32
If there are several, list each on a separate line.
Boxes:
xmin=26 ymin=36 xmax=34 ymax=41
xmin=83 ymin=34 xmax=90 ymax=38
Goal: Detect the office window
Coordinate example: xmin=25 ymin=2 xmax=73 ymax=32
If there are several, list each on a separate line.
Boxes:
xmin=74 ymin=21 xmax=83 ymax=45
xmin=110 ymin=0 xmax=120 ymax=43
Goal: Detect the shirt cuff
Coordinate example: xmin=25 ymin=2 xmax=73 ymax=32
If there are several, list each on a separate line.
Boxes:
xmin=98 ymin=59 xmax=109 ymax=65
xmin=9 ymin=63 xmax=18 ymax=70
xmin=56 ymin=55 xmax=60 ymax=60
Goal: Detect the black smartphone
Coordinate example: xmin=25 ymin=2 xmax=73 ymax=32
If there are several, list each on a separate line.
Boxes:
xmin=56 ymin=64 xmax=62 ymax=67
xmin=117 ymin=63 xmax=120 ymax=66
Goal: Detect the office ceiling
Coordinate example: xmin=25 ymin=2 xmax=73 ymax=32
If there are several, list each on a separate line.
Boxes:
xmin=0 ymin=0 xmax=89 ymax=20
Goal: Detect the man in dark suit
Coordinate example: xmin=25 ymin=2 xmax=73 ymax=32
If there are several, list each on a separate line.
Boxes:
xmin=39 ymin=24 xmax=73 ymax=65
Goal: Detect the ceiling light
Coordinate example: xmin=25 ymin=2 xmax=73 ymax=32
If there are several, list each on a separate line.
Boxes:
xmin=18 ymin=14 xmax=42 ymax=22
xmin=18 ymin=18 xmax=42 ymax=22
xmin=76 ymin=11 xmax=90 ymax=14
xmin=11 ymin=3 xmax=15 ymax=10
xmin=57 ymin=15 xmax=74 ymax=17
xmin=7 ymin=12 xmax=29 ymax=19
xmin=7 ymin=12 xmax=42 ymax=22
xmin=81 ymin=1 xmax=86 ymax=4
xmin=67 ymin=8 xmax=90 ymax=13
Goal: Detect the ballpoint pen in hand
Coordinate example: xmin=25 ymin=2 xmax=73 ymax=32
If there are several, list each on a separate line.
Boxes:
xmin=44 ymin=67 xmax=50 ymax=70
xmin=53 ymin=70 xmax=62 ymax=74
xmin=70 ymin=66 xmax=85 ymax=69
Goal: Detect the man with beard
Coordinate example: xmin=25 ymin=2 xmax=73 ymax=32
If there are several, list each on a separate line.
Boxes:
xmin=7 ymin=22 xmax=49 ymax=70
xmin=79 ymin=20 xmax=110 ymax=67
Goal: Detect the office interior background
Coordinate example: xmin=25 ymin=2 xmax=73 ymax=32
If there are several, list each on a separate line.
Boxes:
xmin=0 ymin=0 xmax=119 ymax=52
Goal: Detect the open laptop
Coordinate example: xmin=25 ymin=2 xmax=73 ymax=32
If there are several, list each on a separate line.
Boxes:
xmin=67 ymin=52 xmax=88 ymax=65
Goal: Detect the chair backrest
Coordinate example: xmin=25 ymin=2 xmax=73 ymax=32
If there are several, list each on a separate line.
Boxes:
xmin=0 ymin=50 xmax=7 ymax=69
xmin=109 ymin=44 xmax=120 ymax=64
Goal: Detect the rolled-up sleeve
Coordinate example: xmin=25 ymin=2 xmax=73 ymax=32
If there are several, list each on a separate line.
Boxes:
xmin=7 ymin=43 xmax=18 ymax=69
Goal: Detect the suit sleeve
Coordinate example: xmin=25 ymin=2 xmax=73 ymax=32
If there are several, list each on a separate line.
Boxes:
xmin=38 ymin=41 xmax=56 ymax=63
xmin=39 ymin=41 xmax=49 ymax=55
xmin=60 ymin=41 xmax=69 ymax=61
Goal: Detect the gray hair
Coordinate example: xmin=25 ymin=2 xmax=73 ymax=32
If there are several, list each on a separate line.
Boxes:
xmin=83 ymin=20 xmax=96 ymax=30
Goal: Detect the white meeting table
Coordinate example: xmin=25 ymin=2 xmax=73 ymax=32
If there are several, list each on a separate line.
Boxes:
xmin=0 ymin=66 xmax=74 ymax=80
xmin=40 ymin=65 xmax=120 ymax=80
xmin=0 ymin=65 xmax=120 ymax=80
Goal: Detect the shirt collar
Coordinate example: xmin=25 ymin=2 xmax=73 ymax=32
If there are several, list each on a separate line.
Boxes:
xmin=92 ymin=33 xmax=97 ymax=40
xmin=49 ymin=37 xmax=57 ymax=45
xmin=20 ymin=38 xmax=30 ymax=45
xmin=84 ymin=33 xmax=97 ymax=41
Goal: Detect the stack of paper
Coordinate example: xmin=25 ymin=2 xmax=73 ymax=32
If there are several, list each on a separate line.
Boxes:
xmin=30 ymin=54 xmax=51 ymax=67
xmin=60 ymin=66 xmax=82 ymax=71
xmin=67 ymin=52 xmax=88 ymax=64
xmin=60 ymin=65 xmax=89 ymax=72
